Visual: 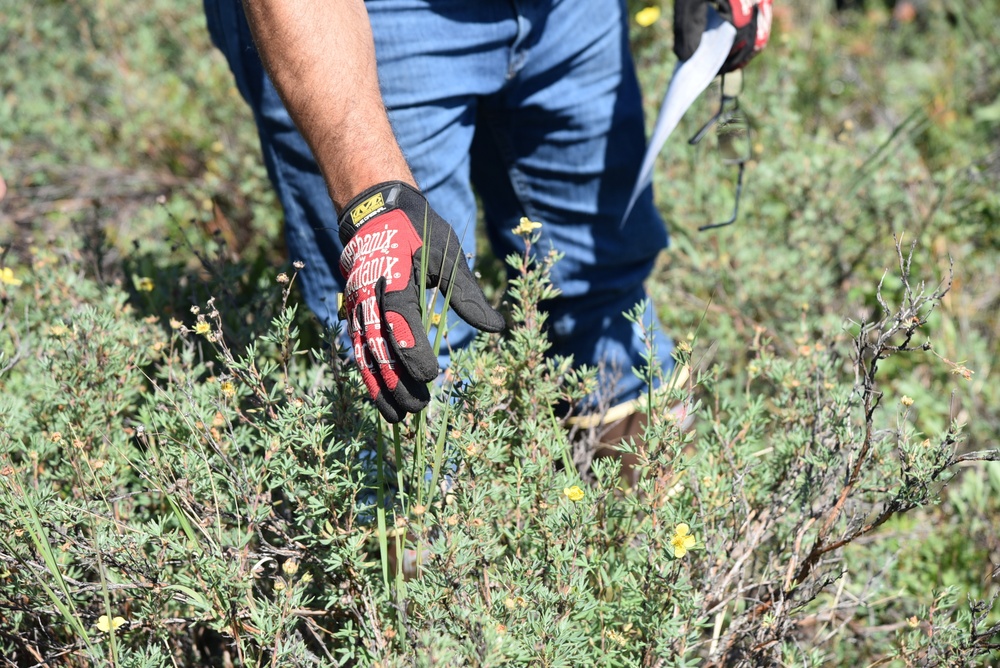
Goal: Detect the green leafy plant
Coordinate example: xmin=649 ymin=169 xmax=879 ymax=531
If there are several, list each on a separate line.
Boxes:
xmin=2 ymin=0 xmax=999 ymax=665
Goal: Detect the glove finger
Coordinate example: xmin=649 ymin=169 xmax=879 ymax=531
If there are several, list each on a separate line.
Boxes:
xmin=420 ymin=230 xmax=505 ymax=334
xmin=673 ymin=0 xmax=708 ymax=62
xmin=354 ymin=329 xmax=414 ymax=423
xmin=754 ymin=0 xmax=772 ymax=51
xmin=348 ymin=311 xmax=403 ymax=423
xmin=442 ymin=266 xmax=506 ymax=333
xmin=358 ymin=298 xmax=430 ymax=416
xmin=373 ymin=385 xmax=404 ymax=423
xmin=387 ymin=367 xmax=431 ymax=417
xmin=379 ymin=279 xmax=439 ymax=383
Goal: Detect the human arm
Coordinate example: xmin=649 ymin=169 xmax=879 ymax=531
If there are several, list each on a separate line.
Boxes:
xmin=240 ymin=0 xmax=414 ymax=210
xmin=239 ymin=1 xmax=505 ymax=423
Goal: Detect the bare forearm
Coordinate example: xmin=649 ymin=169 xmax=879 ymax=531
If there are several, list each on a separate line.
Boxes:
xmin=241 ymin=0 xmax=414 ymax=210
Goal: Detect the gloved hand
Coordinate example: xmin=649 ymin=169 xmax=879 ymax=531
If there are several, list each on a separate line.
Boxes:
xmin=338 ymin=181 xmax=505 ymax=423
xmin=674 ymin=0 xmax=773 ymax=72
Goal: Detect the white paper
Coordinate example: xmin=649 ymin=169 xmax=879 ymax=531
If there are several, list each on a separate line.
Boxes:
xmin=622 ymin=7 xmax=737 ymax=226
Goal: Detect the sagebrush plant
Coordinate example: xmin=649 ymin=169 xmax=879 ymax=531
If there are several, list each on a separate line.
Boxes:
xmin=2 ymin=0 xmax=1000 ymax=665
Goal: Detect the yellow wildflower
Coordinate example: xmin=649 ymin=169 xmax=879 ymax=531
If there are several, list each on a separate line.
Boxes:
xmin=220 ymin=381 xmax=236 ymax=397
xmin=670 ymin=523 xmax=697 ymax=559
xmin=563 ymin=485 xmax=585 ymax=502
xmin=430 ymin=312 xmax=442 ymax=327
xmin=136 ymin=276 xmax=155 ymax=292
xmin=96 ymin=615 xmax=126 ymax=633
xmin=605 ymin=628 xmax=627 ymax=647
xmin=48 ymin=324 xmax=69 ymax=338
xmin=169 ymin=318 xmax=183 ymax=330
xmin=194 ymin=321 xmax=211 ymax=336
xmin=512 ymin=216 xmax=543 ymax=237
xmin=635 ymin=6 xmax=661 ymax=27
xmin=0 ymin=267 xmax=22 ymax=287
xmin=282 ymin=560 xmax=299 ymax=576
xmin=901 ymin=396 xmax=914 ymax=407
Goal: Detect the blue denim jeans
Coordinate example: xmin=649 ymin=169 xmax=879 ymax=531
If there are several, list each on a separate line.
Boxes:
xmin=204 ymin=0 xmax=675 ymax=410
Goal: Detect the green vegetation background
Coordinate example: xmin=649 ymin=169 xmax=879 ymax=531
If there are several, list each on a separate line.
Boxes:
xmin=1 ymin=0 xmax=999 ymax=665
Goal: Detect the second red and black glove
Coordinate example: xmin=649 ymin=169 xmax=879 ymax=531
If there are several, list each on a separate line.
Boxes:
xmin=674 ymin=0 xmax=773 ymax=73
xmin=338 ymin=181 xmax=505 ymax=423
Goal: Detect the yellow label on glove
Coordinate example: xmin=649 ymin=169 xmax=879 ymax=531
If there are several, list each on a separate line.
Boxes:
xmin=350 ymin=192 xmax=385 ymax=225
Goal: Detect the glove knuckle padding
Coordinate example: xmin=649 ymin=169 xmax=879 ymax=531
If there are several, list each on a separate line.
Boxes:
xmin=351 ymin=303 xmax=382 ymax=388
xmin=355 ymin=295 xmax=429 ymax=421
xmin=379 ymin=279 xmax=438 ymax=383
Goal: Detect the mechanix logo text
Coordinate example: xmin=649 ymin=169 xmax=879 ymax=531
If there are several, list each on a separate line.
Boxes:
xmin=349 ymin=295 xmax=381 ymax=334
xmin=355 ymin=336 xmax=394 ymax=371
xmin=353 ymin=227 xmax=398 ymax=256
xmin=350 ymin=255 xmax=400 ymax=289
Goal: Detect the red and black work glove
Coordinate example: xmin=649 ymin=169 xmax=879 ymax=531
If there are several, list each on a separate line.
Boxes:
xmin=674 ymin=0 xmax=773 ymax=73
xmin=338 ymin=181 xmax=505 ymax=423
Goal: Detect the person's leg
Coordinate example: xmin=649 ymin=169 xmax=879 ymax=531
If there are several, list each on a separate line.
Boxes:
xmin=471 ymin=0 xmax=676 ymax=413
xmin=203 ymin=0 xmax=345 ymax=328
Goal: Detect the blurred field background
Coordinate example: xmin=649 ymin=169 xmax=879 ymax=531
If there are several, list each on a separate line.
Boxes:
xmin=1 ymin=0 xmax=999 ymax=665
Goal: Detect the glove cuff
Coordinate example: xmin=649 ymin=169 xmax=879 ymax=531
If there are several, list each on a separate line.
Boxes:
xmin=338 ymin=180 xmax=422 ymax=245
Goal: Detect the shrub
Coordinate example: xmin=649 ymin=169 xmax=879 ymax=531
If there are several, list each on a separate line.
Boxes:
xmin=2 ymin=0 xmax=999 ymax=665
xmin=2 ymin=235 xmax=998 ymax=665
